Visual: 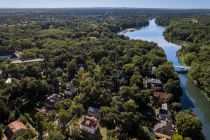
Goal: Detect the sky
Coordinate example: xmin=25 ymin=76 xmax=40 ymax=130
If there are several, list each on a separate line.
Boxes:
xmin=0 ymin=0 xmax=210 ymax=9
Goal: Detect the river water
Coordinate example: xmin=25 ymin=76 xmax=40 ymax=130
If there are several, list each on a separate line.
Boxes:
xmin=121 ymin=19 xmax=210 ymax=139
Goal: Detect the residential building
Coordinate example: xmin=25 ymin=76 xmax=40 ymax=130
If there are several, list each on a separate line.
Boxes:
xmin=45 ymin=94 xmax=62 ymax=107
xmin=64 ymin=85 xmax=77 ymax=98
xmin=80 ymin=116 xmax=99 ymax=134
xmin=4 ymin=121 xmax=27 ymax=140
xmin=154 ymin=120 xmax=174 ymax=139
xmin=154 ymin=92 xmax=168 ymax=100
xmin=158 ymin=104 xmax=171 ymax=121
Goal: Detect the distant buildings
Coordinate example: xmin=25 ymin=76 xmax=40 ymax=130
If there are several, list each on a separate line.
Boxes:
xmin=80 ymin=116 xmax=99 ymax=134
xmin=4 ymin=121 xmax=27 ymax=140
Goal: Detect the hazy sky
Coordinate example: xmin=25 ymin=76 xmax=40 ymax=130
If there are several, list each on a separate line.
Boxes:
xmin=0 ymin=0 xmax=210 ymax=9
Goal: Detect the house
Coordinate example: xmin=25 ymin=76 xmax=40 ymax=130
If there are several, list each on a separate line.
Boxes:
xmin=154 ymin=92 xmax=168 ymax=100
xmin=80 ymin=116 xmax=99 ymax=134
xmin=147 ymin=78 xmax=162 ymax=85
xmin=45 ymin=94 xmax=62 ymax=107
xmin=88 ymin=107 xmax=100 ymax=117
xmin=158 ymin=104 xmax=171 ymax=121
xmin=154 ymin=120 xmax=174 ymax=139
xmin=64 ymin=85 xmax=77 ymax=98
xmin=144 ymin=78 xmax=163 ymax=91
xmin=4 ymin=120 xmax=27 ymax=140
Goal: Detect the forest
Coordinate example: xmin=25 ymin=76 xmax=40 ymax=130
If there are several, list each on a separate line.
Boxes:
xmin=0 ymin=9 xmax=206 ymax=140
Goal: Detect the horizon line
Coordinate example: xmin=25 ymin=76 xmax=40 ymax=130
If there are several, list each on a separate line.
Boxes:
xmin=0 ymin=7 xmax=209 ymax=10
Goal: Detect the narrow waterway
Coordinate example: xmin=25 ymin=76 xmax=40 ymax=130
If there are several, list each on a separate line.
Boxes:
xmin=121 ymin=19 xmax=210 ymax=139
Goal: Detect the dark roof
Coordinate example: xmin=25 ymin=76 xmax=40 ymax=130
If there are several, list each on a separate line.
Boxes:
xmin=119 ymin=74 xmax=130 ymax=81
xmin=88 ymin=107 xmax=100 ymax=114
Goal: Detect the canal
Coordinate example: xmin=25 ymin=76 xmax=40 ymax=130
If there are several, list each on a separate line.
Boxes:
xmin=121 ymin=19 xmax=210 ymax=139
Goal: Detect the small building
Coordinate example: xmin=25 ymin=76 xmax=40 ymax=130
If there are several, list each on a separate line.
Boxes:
xmin=154 ymin=92 xmax=168 ymax=100
xmin=45 ymin=94 xmax=62 ymax=107
xmin=4 ymin=120 xmax=27 ymax=140
xmin=80 ymin=116 xmax=99 ymax=134
xmin=88 ymin=107 xmax=100 ymax=117
xmin=154 ymin=121 xmax=174 ymax=139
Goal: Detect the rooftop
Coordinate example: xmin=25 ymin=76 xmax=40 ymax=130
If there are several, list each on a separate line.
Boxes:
xmin=161 ymin=103 xmax=168 ymax=111
xmin=154 ymin=92 xmax=168 ymax=99
xmin=80 ymin=116 xmax=99 ymax=129
xmin=88 ymin=107 xmax=100 ymax=114
xmin=5 ymin=121 xmax=27 ymax=139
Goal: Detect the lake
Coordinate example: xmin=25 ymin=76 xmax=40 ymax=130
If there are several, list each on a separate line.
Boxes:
xmin=121 ymin=19 xmax=210 ymax=139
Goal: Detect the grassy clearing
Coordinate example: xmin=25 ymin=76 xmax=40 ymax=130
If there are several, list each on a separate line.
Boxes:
xmin=100 ymin=126 xmax=108 ymax=140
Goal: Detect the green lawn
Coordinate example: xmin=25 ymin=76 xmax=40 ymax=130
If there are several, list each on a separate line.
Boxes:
xmin=100 ymin=126 xmax=108 ymax=140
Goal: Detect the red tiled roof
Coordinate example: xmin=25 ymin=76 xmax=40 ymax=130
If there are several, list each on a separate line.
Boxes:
xmin=80 ymin=116 xmax=99 ymax=129
xmin=154 ymin=92 xmax=168 ymax=99
xmin=5 ymin=121 xmax=27 ymax=139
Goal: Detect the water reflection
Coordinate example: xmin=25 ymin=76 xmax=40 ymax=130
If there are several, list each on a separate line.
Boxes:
xmin=122 ymin=19 xmax=210 ymax=139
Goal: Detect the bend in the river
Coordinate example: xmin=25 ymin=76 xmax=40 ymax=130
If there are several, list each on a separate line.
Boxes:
xmin=121 ymin=19 xmax=210 ymax=140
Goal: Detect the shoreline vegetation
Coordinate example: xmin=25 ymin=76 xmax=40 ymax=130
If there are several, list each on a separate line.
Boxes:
xmin=159 ymin=17 xmax=210 ymax=102
xmin=165 ymin=38 xmax=210 ymax=102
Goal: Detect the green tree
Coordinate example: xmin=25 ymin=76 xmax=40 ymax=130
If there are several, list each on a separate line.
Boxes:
xmin=176 ymin=110 xmax=205 ymax=139
xmin=67 ymin=60 xmax=77 ymax=80
xmin=46 ymin=130 xmax=66 ymax=140
xmin=20 ymin=116 xmax=27 ymax=125
xmin=157 ymin=62 xmax=178 ymax=83
xmin=0 ymin=124 xmax=4 ymax=139
xmin=172 ymin=134 xmax=183 ymax=140
xmin=0 ymin=100 xmax=9 ymax=123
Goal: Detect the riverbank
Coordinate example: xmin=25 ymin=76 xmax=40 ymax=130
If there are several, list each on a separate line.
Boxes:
xmin=121 ymin=28 xmax=140 ymax=33
xmin=165 ymin=39 xmax=210 ymax=102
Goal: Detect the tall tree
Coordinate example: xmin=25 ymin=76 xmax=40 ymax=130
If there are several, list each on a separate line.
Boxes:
xmin=67 ymin=60 xmax=77 ymax=80
xmin=176 ymin=110 xmax=205 ymax=140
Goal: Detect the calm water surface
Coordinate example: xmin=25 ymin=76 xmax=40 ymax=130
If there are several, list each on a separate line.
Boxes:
xmin=122 ymin=19 xmax=210 ymax=139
